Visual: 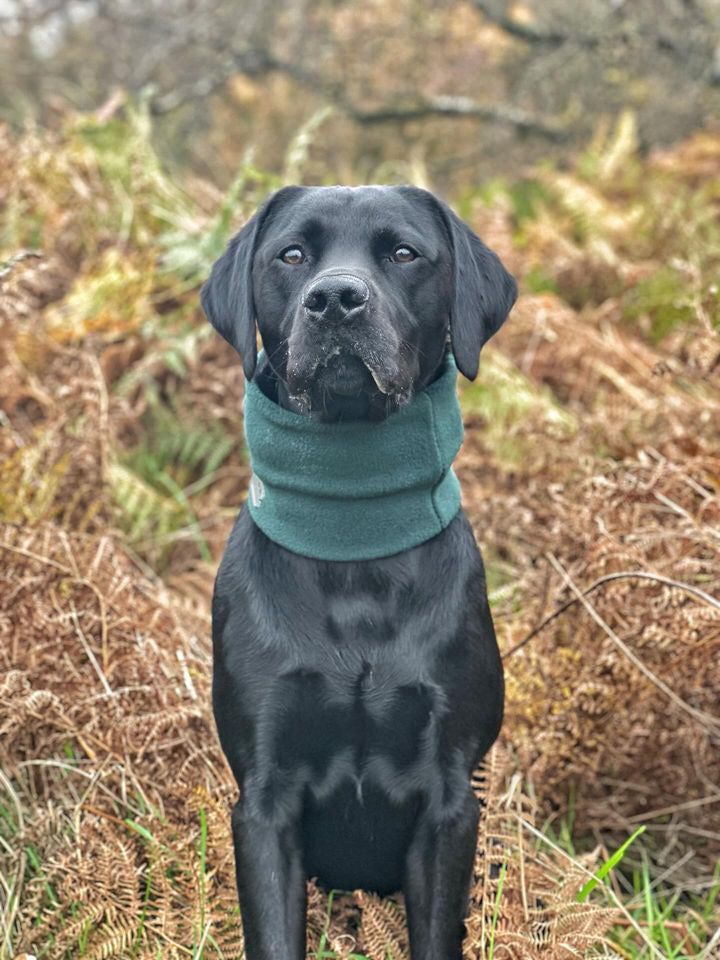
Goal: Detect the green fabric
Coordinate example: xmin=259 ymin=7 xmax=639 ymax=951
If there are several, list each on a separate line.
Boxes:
xmin=243 ymin=353 xmax=464 ymax=561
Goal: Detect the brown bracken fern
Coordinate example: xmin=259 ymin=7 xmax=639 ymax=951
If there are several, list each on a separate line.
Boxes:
xmin=2 ymin=111 xmax=719 ymax=958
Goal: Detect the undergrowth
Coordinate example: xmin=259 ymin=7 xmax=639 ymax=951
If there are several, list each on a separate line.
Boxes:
xmin=1 ymin=105 xmax=718 ymax=958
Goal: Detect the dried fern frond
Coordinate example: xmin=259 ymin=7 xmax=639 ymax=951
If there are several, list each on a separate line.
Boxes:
xmin=355 ymin=892 xmax=408 ymax=960
xmin=464 ymin=748 xmax=618 ymax=960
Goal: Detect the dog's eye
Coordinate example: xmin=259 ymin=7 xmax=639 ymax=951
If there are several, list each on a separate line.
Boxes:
xmin=391 ymin=245 xmax=417 ymax=263
xmin=280 ymin=247 xmax=306 ymax=265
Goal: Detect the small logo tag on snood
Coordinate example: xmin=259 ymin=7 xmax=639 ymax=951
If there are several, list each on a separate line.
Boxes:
xmin=249 ymin=473 xmax=265 ymax=508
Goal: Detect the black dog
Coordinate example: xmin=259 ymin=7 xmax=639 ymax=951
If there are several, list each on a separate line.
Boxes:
xmin=202 ymin=186 xmax=516 ymax=960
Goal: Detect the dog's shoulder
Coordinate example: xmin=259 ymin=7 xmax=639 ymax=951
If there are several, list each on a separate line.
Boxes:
xmin=214 ymin=508 xmax=492 ymax=653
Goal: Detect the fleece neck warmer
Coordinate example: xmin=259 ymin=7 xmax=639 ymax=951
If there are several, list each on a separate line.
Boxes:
xmin=243 ymin=353 xmax=464 ymax=561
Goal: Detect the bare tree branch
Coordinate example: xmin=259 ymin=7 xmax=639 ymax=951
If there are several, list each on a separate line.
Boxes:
xmin=0 ymin=0 xmax=83 ymax=26
xmin=472 ymin=0 xmax=708 ymax=57
xmin=471 ymin=0 xmax=569 ymax=45
xmin=473 ymin=0 xmax=720 ymax=67
xmin=151 ymin=49 xmax=567 ymax=142
xmin=348 ymin=95 xmax=568 ymax=140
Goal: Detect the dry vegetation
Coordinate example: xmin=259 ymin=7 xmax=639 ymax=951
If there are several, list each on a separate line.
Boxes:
xmin=1 ymin=107 xmax=719 ymax=959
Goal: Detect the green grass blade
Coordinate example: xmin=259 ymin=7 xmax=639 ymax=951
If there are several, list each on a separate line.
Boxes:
xmin=487 ymin=860 xmax=507 ymax=959
xmin=124 ymin=819 xmax=155 ymax=843
xmin=576 ymin=825 xmax=646 ymax=902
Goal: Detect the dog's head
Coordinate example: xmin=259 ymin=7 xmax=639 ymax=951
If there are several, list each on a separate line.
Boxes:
xmin=202 ymin=185 xmax=516 ymax=420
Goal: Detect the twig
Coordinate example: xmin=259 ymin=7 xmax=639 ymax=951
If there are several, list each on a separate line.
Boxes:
xmin=471 ymin=0 xmax=569 ymax=45
xmin=69 ymin=601 xmax=113 ymax=698
xmin=503 ymin=568 xmax=720 ymax=660
xmin=0 ymin=250 xmax=42 ymax=281
xmin=545 ymin=553 xmax=720 ymax=734
xmin=516 ymin=788 xmax=529 ymax=922
xmin=0 ymin=768 xmax=26 ymax=955
xmin=79 ymin=804 xmax=130 ymax=828
xmin=350 ymin=96 xmax=568 ymax=140
xmin=17 ymin=761 xmax=146 ymax=817
xmin=700 ymin=924 xmax=720 ymax=959
xmin=625 ymin=793 xmax=720 ymax=825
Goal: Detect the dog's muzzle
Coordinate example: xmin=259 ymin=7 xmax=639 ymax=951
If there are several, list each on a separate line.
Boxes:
xmin=288 ymin=271 xmax=408 ymax=410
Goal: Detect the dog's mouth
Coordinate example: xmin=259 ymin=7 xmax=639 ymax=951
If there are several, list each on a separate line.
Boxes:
xmin=286 ymin=343 xmax=410 ymax=414
xmin=317 ymin=354 xmax=376 ymax=396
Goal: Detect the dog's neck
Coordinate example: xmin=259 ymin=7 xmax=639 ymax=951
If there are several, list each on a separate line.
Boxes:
xmin=242 ymin=352 xmax=465 ymax=562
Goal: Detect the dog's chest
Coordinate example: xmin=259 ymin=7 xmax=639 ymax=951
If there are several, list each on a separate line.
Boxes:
xmin=214 ymin=511 xmax=488 ymax=814
xmin=270 ymin=657 xmax=440 ymax=780
xmin=276 ymin=566 xmax=452 ymax=758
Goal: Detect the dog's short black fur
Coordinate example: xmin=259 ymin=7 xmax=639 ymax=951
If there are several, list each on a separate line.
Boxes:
xmin=202 ymin=186 xmax=517 ymax=960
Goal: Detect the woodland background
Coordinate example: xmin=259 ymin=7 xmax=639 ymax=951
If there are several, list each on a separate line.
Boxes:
xmin=0 ymin=2 xmax=719 ymax=958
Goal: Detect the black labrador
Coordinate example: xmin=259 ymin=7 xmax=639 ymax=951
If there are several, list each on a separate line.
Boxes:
xmin=202 ymin=185 xmax=516 ymax=960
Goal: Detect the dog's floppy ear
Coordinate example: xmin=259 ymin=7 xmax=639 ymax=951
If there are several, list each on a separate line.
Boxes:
xmin=439 ymin=203 xmax=517 ymax=381
xmin=201 ymin=212 xmax=262 ymax=381
xmin=201 ymin=188 xmax=301 ymax=381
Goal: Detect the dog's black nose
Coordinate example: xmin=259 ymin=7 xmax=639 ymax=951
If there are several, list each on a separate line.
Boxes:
xmin=303 ymin=274 xmax=370 ymax=322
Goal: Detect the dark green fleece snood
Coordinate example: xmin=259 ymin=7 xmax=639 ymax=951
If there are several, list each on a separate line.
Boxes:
xmin=243 ymin=353 xmax=464 ymax=561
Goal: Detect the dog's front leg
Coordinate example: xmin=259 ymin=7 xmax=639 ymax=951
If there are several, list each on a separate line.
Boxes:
xmin=403 ymin=788 xmax=479 ymax=960
xmin=231 ymin=801 xmax=306 ymax=960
